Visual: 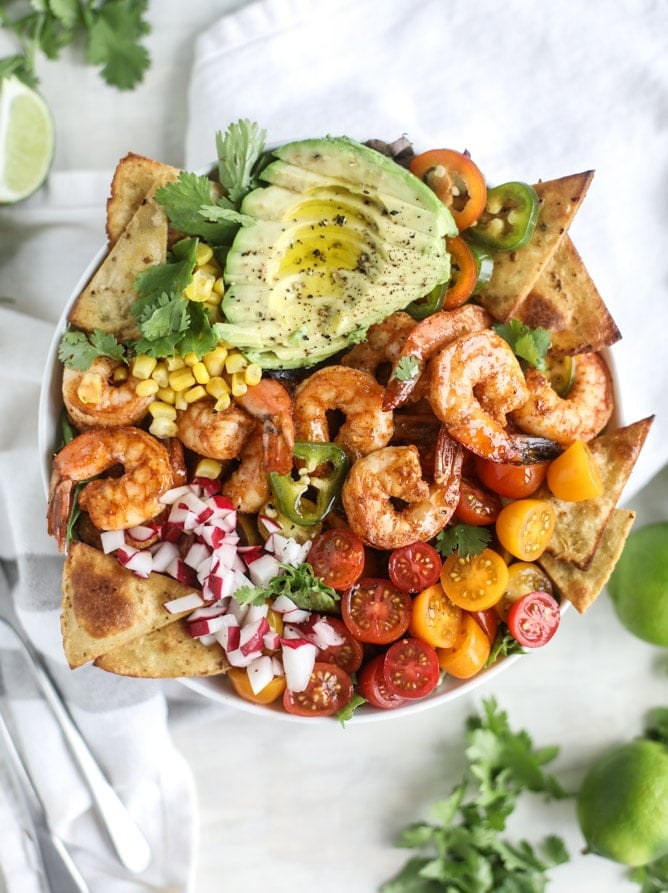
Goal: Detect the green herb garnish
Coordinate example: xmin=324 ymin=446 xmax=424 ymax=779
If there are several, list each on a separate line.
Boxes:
xmin=494 ymin=319 xmax=551 ymax=371
xmin=58 ymin=328 xmax=126 ymax=370
xmin=235 ymin=562 xmax=340 ymax=613
xmin=435 ymin=524 xmax=491 ymax=559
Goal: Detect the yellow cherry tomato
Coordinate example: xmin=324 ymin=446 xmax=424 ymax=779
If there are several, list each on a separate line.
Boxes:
xmin=440 ymin=547 xmax=509 ymax=611
xmin=546 ymin=440 xmax=603 ymax=501
xmin=495 ymin=561 xmax=555 ymax=621
xmin=409 ymin=582 xmax=463 ymax=648
xmin=437 ymin=612 xmax=491 ymax=679
xmin=227 ymin=667 xmax=286 ymax=705
xmin=495 ymin=498 xmax=556 ymax=561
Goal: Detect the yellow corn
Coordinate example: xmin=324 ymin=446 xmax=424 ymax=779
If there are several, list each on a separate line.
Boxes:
xmin=131 ymin=354 xmax=157 ymax=380
xmin=225 ymin=351 xmax=246 ymax=374
xmin=157 ymin=386 xmax=176 ymax=404
xmin=166 ymin=355 xmax=186 ymax=372
xmin=112 ymin=365 xmax=129 ymax=383
xmin=149 ymin=417 xmax=178 ymax=439
xmin=169 ymin=368 xmax=196 ymax=392
xmin=184 ymin=269 xmax=215 ymax=302
xmin=214 ymin=392 xmax=231 ymax=412
xmin=77 ymin=372 xmax=102 ymax=405
xmin=135 ymin=378 xmax=160 ymax=398
xmin=192 ymin=361 xmax=210 ymax=385
xmin=205 ymin=376 xmax=230 ymax=399
xmin=194 ymin=458 xmax=223 ymax=479
xmin=151 ymin=361 xmax=169 ymax=388
xmin=183 ymin=385 xmax=207 ymax=404
xmin=182 ymin=352 xmax=199 ymax=367
xmin=198 ymin=262 xmax=220 ymax=277
xmin=231 ymin=370 xmax=248 ymax=397
xmin=148 ymin=401 xmax=177 ymax=420
xmin=213 ymin=277 xmax=225 ymax=297
xmin=203 ymin=349 xmax=227 ymax=377
xmin=195 ymin=243 xmax=214 ymax=266
xmin=244 ymin=363 xmax=262 ymax=386
xmin=174 ymin=392 xmax=188 ymax=411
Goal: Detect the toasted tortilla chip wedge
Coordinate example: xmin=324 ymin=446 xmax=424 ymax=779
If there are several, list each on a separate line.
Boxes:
xmin=539 ymin=508 xmax=636 ymax=613
xmin=475 ymin=171 xmax=594 ymax=320
xmin=539 ymin=416 xmax=654 ymax=570
xmin=67 ymin=194 xmax=168 ymax=341
xmin=512 ymin=237 xmax=622 ymax=355
xmin=94 ymin=621 xmax=229 ymax=678
xmin=106 ymin=152 xmax=180 ymax=246
xmin=61 ymin=541 xmax=198 ymax=668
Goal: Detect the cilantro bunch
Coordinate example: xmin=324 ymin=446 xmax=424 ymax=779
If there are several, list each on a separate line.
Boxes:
xmin=0 ymin=1 xmax=152 ymax=90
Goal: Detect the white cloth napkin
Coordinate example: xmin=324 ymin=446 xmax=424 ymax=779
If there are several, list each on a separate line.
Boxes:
xmin=187 ymin=0 xmax=668 ymax=501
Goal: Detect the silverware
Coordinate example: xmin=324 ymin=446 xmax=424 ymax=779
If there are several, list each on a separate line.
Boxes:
xmin=0 ymin=593 xmax=151 ymax=874
xmin=0 ymin=704 xmax=89 ymax=892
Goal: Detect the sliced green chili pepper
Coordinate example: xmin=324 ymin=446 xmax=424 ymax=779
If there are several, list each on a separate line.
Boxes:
xmin=468 ymin=181 xmax=539 ymax=252
xmin=468 ymin=242 xmax=494 ymax=294
xmin=268 ymin=441 xmax=350 ymax=527
xmin=405 ymin=280 xmax=447 ymax=320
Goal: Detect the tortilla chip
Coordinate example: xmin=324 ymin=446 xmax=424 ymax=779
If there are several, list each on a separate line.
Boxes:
xmin=539 ymin=508 xmax=636 ymax=613
xmin=106 ymin=152 xmax=180 ymax=245
xmin=61 ymin=541 xmax=198 ymax=668
xmin=67 ymin=194 xmax=168 ymax=340
xmin=94 ymin=621 xmax=229 ymax=678
xmin=512 ymin=237 xmax=622 ymax=355
xmin=476 ymin=171 xmax=594 ymax=320
xmin=540 ymin=416 xmax=654 ymax=569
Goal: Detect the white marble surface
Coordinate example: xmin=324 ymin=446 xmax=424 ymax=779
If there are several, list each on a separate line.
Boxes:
xmin=3 ymin=1 xmax=667 ymax=890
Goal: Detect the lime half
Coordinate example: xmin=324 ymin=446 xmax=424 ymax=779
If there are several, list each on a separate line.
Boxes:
xmin=0 ymin=76 xmax=55 ymax=204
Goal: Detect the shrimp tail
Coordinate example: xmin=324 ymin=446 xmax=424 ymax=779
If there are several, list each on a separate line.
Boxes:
xmin=512 ymin=434 xmax=563 ymax=465
xmin=434 ymin=427 xmax=465 ymax=486
xmin=47 ymin=474 xmax=74 ymax=552
xmin=262 ymin=412 xmax=295 ymax=475
xmin=383 ymin=375 xmax=417 ymax=412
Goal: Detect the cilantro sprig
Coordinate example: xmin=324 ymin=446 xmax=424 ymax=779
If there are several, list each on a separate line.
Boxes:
xmin=494 ymin=319 xmax=551 ymax=371
xmin=381 ymin=697 xmax=570 ymax=893
xmin=58 ymin=328 xmax=126 ymax=370
xmin=435 ymin=524 xmax=491 ymax=559
xmin=235 ymin=562 xmax=340 ymax=613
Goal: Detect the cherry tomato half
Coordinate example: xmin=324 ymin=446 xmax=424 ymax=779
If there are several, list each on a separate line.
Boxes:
xmin=454 ymin=478 xmax=503 ymax=526
xmin=506 ymin=591 xmax=561 ymax=648
xmin=546 ymin=440 xmax=603 ymax=502
xmin=474 ymin=456 xmax=549 ymax=499
xmin=314 ymin=616 xmax=364 ymax=675
xmin=443 ymin=236 xmax=477 ymax=309
xmin=495 ymin=499 xmax=556 ymax=561
xmin=409 ymin=148 xmax=487 ymax=230
xmin=341 ymin=578 xmax=412 ymax=645
xmin=283 ymin=662 xmax=354 ymax=717
xmin=440 ymin=547 xmax=509 ymax=611
xmin=358 ymin=654 xmax=408 ymax=710
xmin=437 ymin=612 xmax=491 ymax=679
xmin=383 ymin=637 xmax=441 ymax=700
xmin=227 ymin=667 xmax=286 ymax=705
xmin=388 ymin=541 xmax=443 ymax=593
xmin=470 ymin=608 xmax=500 ymax=643
xmin=409 ymin=582 xmax=463 ymax=648
xmin=307 ymin=528 xmax=365 ymax=590
xmin=495 ymin=561 xmax=554 ymax=621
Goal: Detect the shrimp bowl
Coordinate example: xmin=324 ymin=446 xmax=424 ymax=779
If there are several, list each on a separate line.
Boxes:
xmin=39 ymin=125 xmax=646 ymax=724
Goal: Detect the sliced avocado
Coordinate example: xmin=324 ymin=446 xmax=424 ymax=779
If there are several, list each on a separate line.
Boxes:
xmin=220 ymin=136 xmax=456 ymax=369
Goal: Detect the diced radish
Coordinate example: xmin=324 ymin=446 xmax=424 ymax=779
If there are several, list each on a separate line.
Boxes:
xmin=159 ymin=485 xmax=191 ymax=505
xmin=191 ymin=476 xmax=222 ymax=497
xmin=270 ymin=595 xmax=300 ymax=614
xmin=258 ymin=514 xmax=282 ymax=535
xmin=196 ymin=633 xmax=218 ymax=647
xmin=262 ymin=629 xmax=281 ymax=651
xmin=127 ymin=524 xmax=156 ymax=542
xmin=246 ymin=655 xmax=275 ymax=695
xmin=281 ymin=607 xmax=311 ymax=624
xmin=281 ymin=639 xmax=317 ymax=692
xmin=248 ymin=553 xmax=281 ymax=587
xmin=202 ymin=571 xmax=232 ymax=602
xmin=178 ymin=491 xmax=214 ymax=523
xmin=298 ymin=614 xmax=345 ymax=649
xmin=150 ymin=540 xmax=180 ymax=572
xmin=245 ymin=602 xmax=269 ymax=623
xmin=166 ymin=503 xmax=190 ymax=530
xmin=212 ymin=542 xmax=238 ymax=570
xmin=185 ymin=541 xmax=211 ymax=570
xmin=166 ymin=557 xmax=199 ymax=587
xmin=226 ymin=646 xmax=261 ymax=667
xmin=117 ymin=546 xmax=153 ymax=578
xmin=239 ymin=545 xmax=265 ymax=565
xmin=213 ymin=615 xmax=241 ymax=652
xmin=188 ymin=603 xmax=228 ymax=621
xmin=281 ymin=623 xmax=304 ymax=640
xmin=100 ymin=529 xmax=125 ymax=554
xmin=212 ymin=494 xmax=235 ymax=512
xmin=227 ymin=597 xmax=249 ymax=626
xmin=187 ymin=614 xmax=226 ymax=638
xmin=271 ymin=655 xmax=284 ymax=676
xmin=164 ymin=592 xmax=206 ymax=614
xmin=271 ymin=534 xmax=311 ymax=566
xmin=239 ymin=617 xmax=270 ymax=656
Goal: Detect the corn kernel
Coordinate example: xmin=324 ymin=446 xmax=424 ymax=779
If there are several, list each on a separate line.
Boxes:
xmin=77 ymin=372 xmax=102 ymax=405
xmin=231 ymin=370 xmax=248 ymax=396
xmin=135 ymin=378 xmax=160 ymax=397
xmin=203 ymin=352 xmax=226 ymax=377
xmin=132 ymin=355 xmax=157 ymax=380
xmin=149 ymin=417 xmax=178 ymax=439
xmin=195 ymin=243 xmax=214 ymax=266
xmin=213 ymin=277 xmax=225 ymax=297
xmin=184 ymin=269 xmax=215 ymax=302
xmin=151 ymin=361 xmax=169 ymax=388
xmin=182 ymin=352 xmax=199 ymax=367
xmin=225 ymin=351 xmax=247 ymax=374
xmin=174 ymin=392 xmax=188 ymax=411
xmin=112 ymin=365 xmax=129 ymax=383
xmin=205 ymin=376 xmax=230 ymax=399
xmin=166 ymin=355 xmax=185 ymax=372
xmin=198 ymin=262 xmax=220 ymax=277
xmin=148 ymin=401 xmax=177 ymax=420
xmin=157 ymin=387 xmax=176 ymax=404
xmin=183 ymin=385 xmax=207 ymax=404
xmin=195 ymin=458 xmax=223 ymax=479
xmin=192 ymin=361 xmax=210 ymax=385
xmin=169 ymin=368 xmax=196 ymax=392
xmin=244 ymin=363 xmax=262 ymax=387
xmin=214 ymin=392 xmax=231 ymax=412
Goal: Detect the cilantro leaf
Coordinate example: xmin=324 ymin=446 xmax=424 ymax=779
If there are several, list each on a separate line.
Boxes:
xmin=216 ymin=119 xmax=267 ymax=204
xmin=154 ymin=173 xmax=241 ymax=244
xmin=494 ymin=319 xmax=551 ymax=371
xmin=58 ymin=328 xmax=126 ymax=370
xmin=235 ymin=563 xmax=340 ymax=613
xmin=394 ymin=356 xmax=420 ymax=382
xmin=85 ymin=0 xmax=151 ymax=90
xmin=337 ymin=693 xmax=367 ymax=727
xmin=435 ymin=524 xmax=491 ymax=559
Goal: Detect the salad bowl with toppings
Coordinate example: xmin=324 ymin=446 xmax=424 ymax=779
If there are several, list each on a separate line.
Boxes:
xmin=39 ymin=121 xmax=652 ymax=722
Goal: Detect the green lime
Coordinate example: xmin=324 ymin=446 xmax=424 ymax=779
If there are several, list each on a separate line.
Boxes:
xmin=607 ymin=522 xmax=668 ymax=646
xmin=576 ymin=738 xmax=668 ymax=867
xmin=0 ymin=76 xmax=55 ymax=204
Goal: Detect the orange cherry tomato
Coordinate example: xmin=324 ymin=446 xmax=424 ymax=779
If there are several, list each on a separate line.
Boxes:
xmin=409 ymin=582 xmax=463 ymax=648
xmin=440 ymin=547 xmax=509 ymax=611
xmin=443 ymin=236 xmax=477 ymax=309
xmin=454 ymin=478 xmax=503 ymax=526
xmin=409 ymin=148 xmax=487 ymax=230
xmin=227 ymin=667 xmax=287 ymax=705
xmin=495 ymin=561 xmax=554 ymax=621
xmin=495 ymin=499 xmax=556 ymax=561
xmin=437 ymin=612 xmax=491 ymax=679
xmin=546 ymin=440 xmax=603 ymax=502
xmin=474 ymin=456 xmax=549 ymax=499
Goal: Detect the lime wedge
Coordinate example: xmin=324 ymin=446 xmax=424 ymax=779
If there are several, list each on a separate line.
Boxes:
xmin=0 ymin=76 xmax=55 ymax=204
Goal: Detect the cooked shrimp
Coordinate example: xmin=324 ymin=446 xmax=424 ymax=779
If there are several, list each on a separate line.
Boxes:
xmin=235 ymin=378 xmax=295 ymax=475
xmin=341 ymin=435 xmax=463 ymax=550
xmin=383 ymin=304 xmax=493 ymax=410
xmin=176 ymin=399 xmax=255 ymax=461
xmin=62 ymin=357 xmax=152 ymax=429
xmin=341 ymin=311 xmax=416 ymax=380
xmin=47 ymin=426 xmax=174 ymax=552
xmin=223 ymin=430 xmax=271 ymax=513
xmin=292 ymin=366 xmax=393 ymax=461
xmin=510 ymin=352 xmax=614 ymax=444
xmin=428 ymin=329 xmax=562 ymax=464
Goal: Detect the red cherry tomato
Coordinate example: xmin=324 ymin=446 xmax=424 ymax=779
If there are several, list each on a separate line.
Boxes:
xmin=314 ymin=616 xmax=364 ymax=675
xmin=357 ymin=654 xmax=409 ymax=710
xmin=283 ymin=662 xmax=354 ymax=717
xmin=506 ymin=591 xmax=561 ymax=648
xmin=307 ymin=528 xmax=365 ymax=590
xmin=341 ymin=578 xmax=412 ymax=645
xmin=454 ymin=478 xmax=503 ymax=526
xmin=474 ymin=457 xmax=549 ymax=499
xmin=383 ymin=637 xmax=441 ymax=700
xmin=388 ymin=541 xmax=443 ymax=593
xmin=470 ymin=608 xmax=500 ymax=643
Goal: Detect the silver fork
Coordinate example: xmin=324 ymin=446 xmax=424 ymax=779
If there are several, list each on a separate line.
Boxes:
xmin=0 ymin=577 xmax=152 ymax=875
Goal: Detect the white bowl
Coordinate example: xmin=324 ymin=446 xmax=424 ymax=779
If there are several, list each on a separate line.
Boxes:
xmin=39 ymin=245 xmax=621 ymax=724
